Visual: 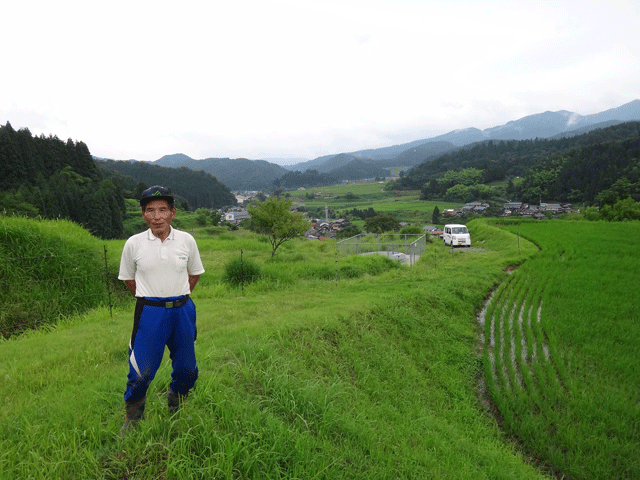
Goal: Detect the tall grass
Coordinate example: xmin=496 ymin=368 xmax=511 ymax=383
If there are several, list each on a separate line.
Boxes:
xmin=0 ymin=217 xmax=550 ymax=479
xmin=0 ymin=217 xmax=119 ymax=337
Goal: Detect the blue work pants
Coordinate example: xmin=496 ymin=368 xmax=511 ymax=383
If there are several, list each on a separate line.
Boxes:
xmin=124 ymin=296 xmax=198 ymax=402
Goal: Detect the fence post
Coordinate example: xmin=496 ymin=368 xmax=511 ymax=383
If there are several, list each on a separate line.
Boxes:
xmin=240 ymin=249 xmax=244 ymax=295
xmin=103 ymin=245 xmax=113 ymax=319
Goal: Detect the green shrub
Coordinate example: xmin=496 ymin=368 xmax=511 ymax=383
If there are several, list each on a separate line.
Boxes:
xmin=336 ymin=224 xmax=362 ymax=240
xmin=399 ymin=225 xmax=422 ymax=235
xmin=223 ymin=257 xmax=262 ymax=286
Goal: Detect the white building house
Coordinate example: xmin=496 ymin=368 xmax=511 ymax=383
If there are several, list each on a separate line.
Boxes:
xmin=224 ymin=209 xmax=250 ymax=224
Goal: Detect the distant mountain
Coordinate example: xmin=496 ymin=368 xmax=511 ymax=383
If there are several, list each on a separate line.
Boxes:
xmin=154 ymin=155 xmax=289 ymax=190
xmin=482 ymin=110 xmax=579 ymax=140
xmin=285 ymin=154 xmax=342 ymax=172
xmin=328 ymin=159 xmax=390 ymax=181
xmin=309 ymin=153 xmax=359 ymax=174
xmin=153 ymin=153 xmax=194 ymax=167
xmin=431 ymin=99 xmax=640 ymax=145
xmin=288 ymin=99 xmax=640 ymax=170
xmin=548 ymin=120 xmax=622 ymax=140
xmin=287 ymin=140 xmax=457 ymax=172
xmin=374 ymin=141 xmax=455 ymax=168
xmin=259 ymin=157 xmax=309 ymax=167
xmin=101 ymin=100 xmax=640 ymax=191
xmin=424 ymin=128 xmax=485 ymax=147
xmin=574 ymin=99 xmax=640 ymax=126
xmin=348 ymin=137 xmax=455 ymax=160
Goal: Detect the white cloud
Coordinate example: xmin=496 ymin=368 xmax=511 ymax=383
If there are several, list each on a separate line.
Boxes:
xmin=1 ymin=0 xmax=639 ymax=160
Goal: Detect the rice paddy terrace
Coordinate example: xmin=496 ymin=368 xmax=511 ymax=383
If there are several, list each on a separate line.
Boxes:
xmin=479 ymin=220 xmax=640 ymax=479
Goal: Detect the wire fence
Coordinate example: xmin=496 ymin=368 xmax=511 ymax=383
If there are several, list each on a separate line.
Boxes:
xmin=0 ymin=247 xmax=114 ymax=338
xmin=336 ymin=233 xmax=427 ymax=266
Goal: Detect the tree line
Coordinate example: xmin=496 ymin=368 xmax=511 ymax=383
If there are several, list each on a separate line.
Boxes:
xmin=97 ymin=160 xmax=237 ymax=210
xmin=0 ymin=122 xmax=238 ymax=239
xmin=517 ymin=134 xmax=640 ymax=205
xmin=0 ymin=122 xmax=125 ymax=239
xmin=391 ymin=122 xmax=640 ymax=207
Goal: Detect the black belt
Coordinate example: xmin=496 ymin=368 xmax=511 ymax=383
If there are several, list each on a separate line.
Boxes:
xmin=138 ymin=295 xmax=189 ymax=309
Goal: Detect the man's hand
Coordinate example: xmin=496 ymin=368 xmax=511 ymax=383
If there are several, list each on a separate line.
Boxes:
xmin=188 ymin=275 xmax=200 ymax=292
xmin=123 ymin=280 xmax=136 ymax=297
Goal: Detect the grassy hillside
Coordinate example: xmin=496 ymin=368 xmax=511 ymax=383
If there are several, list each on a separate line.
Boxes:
xmin=1 ymin=217 xmax=636 ymax=478
xmin=0 ymin=217 xmax=124 ymax=337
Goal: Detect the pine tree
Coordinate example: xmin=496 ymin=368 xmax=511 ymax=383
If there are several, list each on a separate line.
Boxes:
xmin=432 ymin=205 xmax=440 ymax=224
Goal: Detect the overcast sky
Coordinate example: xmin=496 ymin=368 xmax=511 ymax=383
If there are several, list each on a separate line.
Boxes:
xmin=2 ymin=0 xmax=639 ymax=164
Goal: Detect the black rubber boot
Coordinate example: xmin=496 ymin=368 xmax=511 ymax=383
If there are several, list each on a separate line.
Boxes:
xmin=168 ymin=387 xmax=187 ymax=414
xmin=118 ymin=397 xmax=146 ymax=438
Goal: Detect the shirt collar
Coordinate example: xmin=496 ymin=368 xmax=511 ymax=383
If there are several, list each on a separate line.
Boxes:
xmin=146 ymin=226 xmax=175 ymax=241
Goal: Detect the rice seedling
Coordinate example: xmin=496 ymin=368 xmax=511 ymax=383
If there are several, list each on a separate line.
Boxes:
xmin=482 ymin=219 xmax=640 ymax=479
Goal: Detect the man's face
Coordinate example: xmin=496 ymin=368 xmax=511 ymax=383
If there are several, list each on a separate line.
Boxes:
xmin=142 ymin=199 xmax=176 ymax=238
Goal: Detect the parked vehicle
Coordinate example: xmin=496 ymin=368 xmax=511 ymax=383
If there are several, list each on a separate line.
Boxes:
xmin=443 ymin=224 xmax=471 ymax=247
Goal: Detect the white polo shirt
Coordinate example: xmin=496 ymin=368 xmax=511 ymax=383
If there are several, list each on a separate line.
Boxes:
xmin=118 ymin=227 xmax=205 ymax=298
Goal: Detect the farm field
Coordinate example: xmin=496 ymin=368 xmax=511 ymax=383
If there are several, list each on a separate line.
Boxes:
xmin=0 ymin=215 xmax=638 ymax=479
xmin=285 ymin=181 xmax=461 ymax=224
xmin=481 ymin=219 xmax=640 ymax=479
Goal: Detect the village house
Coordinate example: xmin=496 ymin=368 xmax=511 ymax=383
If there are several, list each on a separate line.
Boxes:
xmin=305 ymin=218 xmax=352 ymax=240
xmin=423 ymin=225 xmax=443 ymax=237
xmin=501 ymin=202 xmax=574 ymax=218
xmin=223 ymin=208 xmax=251 ymax=224
xmin=541 ymin=203 xmax=565 ymax=214
xmin=462 ymin=202 xmax=490 ymax=214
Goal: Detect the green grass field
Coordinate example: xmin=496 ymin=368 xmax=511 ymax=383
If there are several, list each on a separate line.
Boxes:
xmin=285 ymin=182 xmax=461 ymax=223
xmin=0 ymin=214 xmax=637 ymax=479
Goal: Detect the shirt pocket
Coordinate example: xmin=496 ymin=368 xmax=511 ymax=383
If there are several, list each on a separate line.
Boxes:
xmin=176 ymin=255 xmax=189 ymax=272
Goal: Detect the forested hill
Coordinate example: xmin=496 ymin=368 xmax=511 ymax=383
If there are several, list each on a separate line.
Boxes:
xmin=0 ymin=122 xmax=237 ymax=239
xmin=390 ymin=122 xmax=640 ymax=205
xmin=0 ymin=124 xmax=101 ymax=187
xmin=518 ymin=128 xmax=640 ymax=205
xmin=153 ymin=154 xmax=395 ymax=188
xmin=0 ymin=122 xmax=125 ymax=239
xmin=97 ymin=160 xmax=237 ymax=210
xmin=154 ymin=155 xmax=289 ymax=191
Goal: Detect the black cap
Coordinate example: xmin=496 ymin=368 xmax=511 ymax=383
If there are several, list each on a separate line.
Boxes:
xmin=140 ymin=185 xmax=174 ymax=207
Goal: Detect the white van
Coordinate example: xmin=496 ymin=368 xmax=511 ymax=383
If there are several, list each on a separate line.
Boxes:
xmin=443 ymin=224 xmax=471 ymax=247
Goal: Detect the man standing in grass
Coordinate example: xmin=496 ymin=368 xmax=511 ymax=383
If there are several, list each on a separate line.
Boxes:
xmin=117 ymin=186 xmax=205 ymax=437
